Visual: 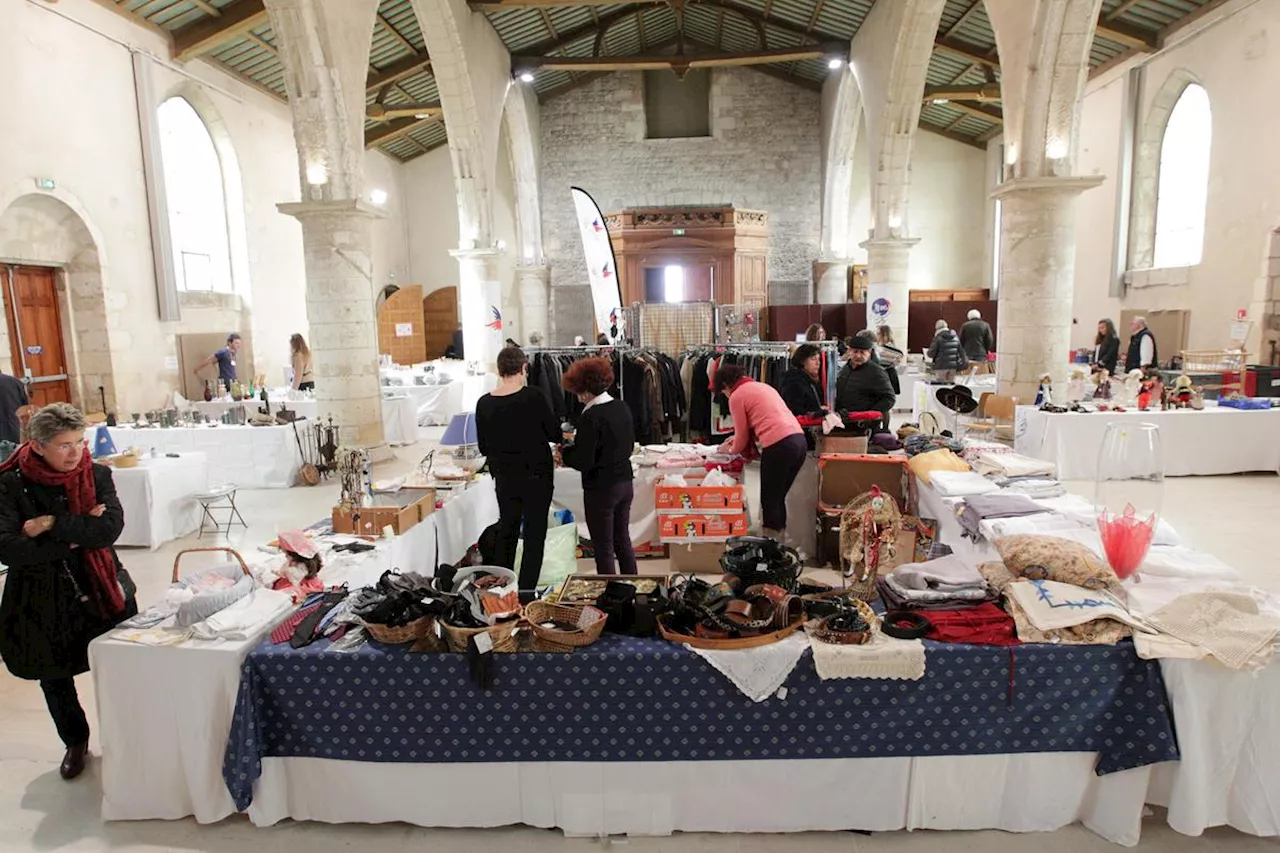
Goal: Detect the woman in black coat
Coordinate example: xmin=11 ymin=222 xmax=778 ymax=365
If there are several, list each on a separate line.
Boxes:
xmin=0 ymin=403 xmax=135 ymax=781
xmin=1093 ymin=318 xmax=1120 ymax=376
xmin=779 ymin=344 xmax=826 ymax=417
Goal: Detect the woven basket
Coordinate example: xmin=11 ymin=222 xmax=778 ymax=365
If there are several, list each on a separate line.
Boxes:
xmin=524 ymin=601 xmax=607 ymax=649
xmin=837 ymin=488 xmax=903 ymax=601
xmin=657 ymin=614 xmax=804 ymax=650
xmin=364 ymin=615 xmax=433 ymax=645
xmin=441 ymin=616 xmax=521 ymax=654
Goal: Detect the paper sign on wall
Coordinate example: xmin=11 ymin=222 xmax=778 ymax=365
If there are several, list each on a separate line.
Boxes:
xmin=395 ymin=322 xmax=414 ymax=338
xmin=164 ymin=355 xmax=179 ymax=370
xmin=866 ymin=285 xmax=892 ymax=332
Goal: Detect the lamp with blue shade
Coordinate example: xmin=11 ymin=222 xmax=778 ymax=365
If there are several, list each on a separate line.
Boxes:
xmin=440 ymin=412 xmax=483 ymax=472
xmin=92 ymin=424 xmax=117 ymax=459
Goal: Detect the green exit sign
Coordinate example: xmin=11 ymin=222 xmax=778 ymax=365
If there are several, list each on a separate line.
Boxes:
xmin=672 ymin=228 xmax=685 ymax=236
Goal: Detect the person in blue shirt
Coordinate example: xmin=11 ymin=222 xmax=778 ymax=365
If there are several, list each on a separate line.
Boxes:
xmin=194 ymin=333 xmax=242 ymax=393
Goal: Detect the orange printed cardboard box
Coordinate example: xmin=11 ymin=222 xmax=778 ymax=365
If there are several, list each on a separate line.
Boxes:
xmin=655 ymin=478 xmax=745 ymax=513
xmin=659 ymin=513 xmax=749 ymax=542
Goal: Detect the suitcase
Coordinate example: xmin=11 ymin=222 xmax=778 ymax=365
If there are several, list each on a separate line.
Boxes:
xmin=817 ymin=453 xmax=917 ymax=515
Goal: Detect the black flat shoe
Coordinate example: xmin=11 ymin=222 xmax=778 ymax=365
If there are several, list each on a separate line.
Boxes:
xmin=59 ymin=742 xmax=88 ymax=781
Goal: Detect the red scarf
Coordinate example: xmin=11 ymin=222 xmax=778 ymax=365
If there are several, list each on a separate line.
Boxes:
xmin=0 ymin=443 xmax=125 ymax=617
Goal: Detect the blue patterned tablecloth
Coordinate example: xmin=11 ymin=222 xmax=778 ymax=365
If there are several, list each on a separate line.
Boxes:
xmin=223 ymin=633 xmax=1178 ymax=810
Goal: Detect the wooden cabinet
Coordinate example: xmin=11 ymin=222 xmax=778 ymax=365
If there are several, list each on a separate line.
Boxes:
xmin=605 ymin=206 xmax=769 ymax=316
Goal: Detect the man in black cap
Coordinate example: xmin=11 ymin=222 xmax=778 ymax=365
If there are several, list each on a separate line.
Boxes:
xmin=834 ymin=331 xmax=897 ymax=432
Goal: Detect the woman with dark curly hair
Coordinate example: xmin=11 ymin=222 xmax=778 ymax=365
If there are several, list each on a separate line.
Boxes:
xmin=561 ymin=357 xmax=637 ymax=575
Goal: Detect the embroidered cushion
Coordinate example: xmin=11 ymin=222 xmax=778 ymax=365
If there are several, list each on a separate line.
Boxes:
xmin=994 ymin=534 xmax=1118 ymax=590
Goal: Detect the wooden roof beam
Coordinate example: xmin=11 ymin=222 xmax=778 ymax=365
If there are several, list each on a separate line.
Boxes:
xmin=923 ymin=82 xmax=1001 ymax=102
xmin=365 ymin=113 xmax=444 ymax=148
xmin=172 ymin=0 xmax=269 ymax=61
xmin=919 ymin=123 xmax=987 ymax=151
xmin=514 ymin=42 xmax=845 ymax=72
xmin=366 ymin=54 xmax=433 ymax=92
xmin=471 ymin=0 xmax=658 ymax=6
xmin=927 ymin=99 xmax=1002 ymax=123
xmin=514 ymin=4 xmax=643 ymax=57
xmin=942 ymin=0 xmax=984 ymax=39
xmin=933 ymin=37 xmax=999 ymax=70
xmin=1094 ymin=18 xmax=1157 ymax=50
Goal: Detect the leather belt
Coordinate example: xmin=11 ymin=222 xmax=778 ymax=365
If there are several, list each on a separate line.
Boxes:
xmin=811 ymin=611 xmax=871 ymax=645
xmin=881 ymin=611 xmax=931 ymax=639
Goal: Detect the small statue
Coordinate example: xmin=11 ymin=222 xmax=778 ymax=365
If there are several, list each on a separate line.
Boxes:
xmin=1092 ymin=369 xmax=1112 ymax=400
xmin=1123 ymin=369 xmax=1144 ymax=408
xmin=1035 ymin=373 xmax=1054 ymax=407
xmin=1066 ymin=366 xmax=1088 ymax=404
xmin=1170 ymin=374 xmax=1195 ymax=409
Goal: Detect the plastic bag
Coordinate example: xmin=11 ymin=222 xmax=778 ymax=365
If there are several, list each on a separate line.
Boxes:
xmin=515 ymin=510 xmax=579 ymax=587
xmin=701 ymin=468 xmax=735 ymax=487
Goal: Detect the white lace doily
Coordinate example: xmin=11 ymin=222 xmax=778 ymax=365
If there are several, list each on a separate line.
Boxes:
xmin=809 ymin=630 xmax=926 ymax=681
xmin=687 ymin=632 xmax=810 ymax=702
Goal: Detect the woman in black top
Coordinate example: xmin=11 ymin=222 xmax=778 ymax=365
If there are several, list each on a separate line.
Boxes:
xmin=475 ymin=346 xmax=560 ymax=593
xmin=780 ymin=344 xmax=825 ymax=417
xmin=1093 ymin=318 xmax=1120 ymax=376
xmin=560 ymin=357 xmax=637 ymax=575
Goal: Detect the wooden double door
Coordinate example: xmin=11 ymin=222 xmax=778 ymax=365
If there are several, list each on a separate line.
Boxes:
xmin=2 ymin=265 xmax=71 ymax=407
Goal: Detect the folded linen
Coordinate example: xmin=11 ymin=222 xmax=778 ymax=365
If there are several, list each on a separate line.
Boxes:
xmin=928 ymin=470 xmax=1001 ymax=497
xmin=808 ymin=628 xmax=925 ymax=680
xmin=890 ymin=554 xmax=988 ymax=592
xmin=190 ymin=588 xmax=295 ymax=641
xmin=877 ymin=574 xmax=998 ymax=611
xmin=969 ymin=450 xmax=1056 ymax=479
xmin=957 ymin=492 xmax=1047 ymax=538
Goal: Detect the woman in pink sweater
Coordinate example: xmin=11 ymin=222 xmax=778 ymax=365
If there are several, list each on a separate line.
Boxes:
xmin=714 ymin=364 xmax=807 ymax=539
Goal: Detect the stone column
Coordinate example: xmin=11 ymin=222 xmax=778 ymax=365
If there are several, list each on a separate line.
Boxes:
xmin=279 ymin=199 xmax=385 ymax=448
xmin=451 ymin=247 xmax=504 ymax=369
xmin=516 ymin=264 xmax=550 ymax=345
xmin=813 ymin=258 xmax=851 ymax=304
xmin=860 ymin=237 xmax=919 ymax=343
xmin=993 ymin=176 xmax=1104 ymax=402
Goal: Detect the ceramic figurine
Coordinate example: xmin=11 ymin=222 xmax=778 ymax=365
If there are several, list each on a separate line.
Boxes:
xmin=1092 ymin=369 xmax=1112 ymax=400
xmin=1066 ymin=366 xmax=1088 ymax=404
xmin=1170 ymin=374 xmax=1195 ymax=408
xmin=1035 ymin=373 xmax=1054 ymax=407
xmin=1123 ymin=369 xmax=1144 ymax=407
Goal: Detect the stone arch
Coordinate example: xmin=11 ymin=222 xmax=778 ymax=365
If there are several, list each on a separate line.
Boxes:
xmin=1128 ymin=68 xmax=1204 ymax=270
xmin=502 ymin=84 xmax=542 ymax=264
xmin=986 ymin=0 xmax=1102 ymax=180
xmin=0 ymin=183 xmax=116 ymax=413
xmin=156 ymin=82 xmax=255 ymax=301
xmin=820 ymin=66 xmax=864 ymax=260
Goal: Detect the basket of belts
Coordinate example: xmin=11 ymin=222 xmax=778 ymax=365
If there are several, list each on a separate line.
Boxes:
xmin=837 ymin=486 xmax=903 ymax=601
xmin=438 ymin=566 xmax=523 ymax=653
xmin=719 ymin=536 xmax=803 ymax=592
xmin=524 ymin=600 xmax=608 ymax=652
xmin=657 ymin=574 xmax=805 ymax=650
xmin=806 ymin=599 xmax=879 ymax=646
xmin=352 ymin=569 xmax=445 ymax=645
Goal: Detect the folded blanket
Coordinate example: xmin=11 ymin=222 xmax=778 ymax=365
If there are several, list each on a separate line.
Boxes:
xmin=190 ymin=588 xmax=294 ymax=641
xmin=877 ymin=574 xmax=998 ymax=611
xmin=970 ymin=450 xmax=1056 ymax=479
xmin=891 ymin=554 xmax=987 ymax=592
xmin=928 ymin=470 xmax=1000 ymax=498
xmin=958 ymin=492 xmax=1047 ymax=538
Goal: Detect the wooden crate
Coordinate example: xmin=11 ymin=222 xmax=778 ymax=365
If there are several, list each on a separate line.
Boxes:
xmin=332 ymin=490 xmax=434 ymax=536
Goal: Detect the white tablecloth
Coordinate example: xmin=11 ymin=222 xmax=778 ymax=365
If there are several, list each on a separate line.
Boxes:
xmin=1013 ymin=404 xmax=1280 ymax=480
xmin=107 ymin=425 xmax=301 ymax=489
xmin=383 ymin=363 xmax=497 ymax=426
xmin=553 ymin=466 xmax=659 ymax=545
xmin=90 ymin=477 xmax=498 ymax=824
xmin=112 ymin=452 xmax=209 ymax=549
xmin=192 ymin=395 xmax=420 ymax=447
xmin=911 ymin=375 xmax=997 ymax=423
xmin=916 ymin=480 xmax=1280 ymax=843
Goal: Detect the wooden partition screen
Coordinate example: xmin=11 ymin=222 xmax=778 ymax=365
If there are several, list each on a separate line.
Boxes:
xmin=422 ymin=286 xmax=459 ymax=360
xmin=906 ymin=300 xmax=999 ymax=354
xmin=377 ymin=284 xmax=426 ymax=366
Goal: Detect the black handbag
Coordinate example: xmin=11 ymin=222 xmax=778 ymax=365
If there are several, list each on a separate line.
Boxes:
xmin=595 ymin=580 xmax=669 ymax=637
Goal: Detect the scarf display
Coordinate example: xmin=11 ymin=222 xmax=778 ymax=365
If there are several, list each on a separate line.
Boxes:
xmin=0 ymin=443 xmax=125 ymax=617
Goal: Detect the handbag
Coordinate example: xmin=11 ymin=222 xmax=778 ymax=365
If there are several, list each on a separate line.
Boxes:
xmin=60 ymin=557 xmax=137 ymax=632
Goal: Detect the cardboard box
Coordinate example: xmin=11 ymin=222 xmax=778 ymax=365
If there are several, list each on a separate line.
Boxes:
xmin=818 ymin=434 xmax=869 ymax=455
xmin=817 ymin=454 xmax=916 ymax=514
xmin=655 ymin=477 xmax=745 ymax=513
xmin=659 ymin=512 xmax=748 ymax=542
xmin=669 ymin=541 xmax=728 ymax=573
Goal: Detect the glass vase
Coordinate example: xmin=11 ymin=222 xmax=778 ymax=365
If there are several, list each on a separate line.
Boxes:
xmin=1094 ymin=422 xmax=1164 ymax=581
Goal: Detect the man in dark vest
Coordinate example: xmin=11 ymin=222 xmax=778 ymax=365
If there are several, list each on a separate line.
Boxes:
xmin=1125 ymin=316 xmax=1158 ymax=372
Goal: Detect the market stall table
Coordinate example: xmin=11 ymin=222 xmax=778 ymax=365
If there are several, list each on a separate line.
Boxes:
xmin=89 ymin=476 xmax=498 ymax=824
xmin=912 ymin=375 xmax=997 ymax=424
xmin=191 ymin=395 xmax=420 ymax=446
xmin=107 ymin=425 xmax=301 ymax=489
xmin=1013 ymin=404 xmax=1280 ymax=480
xmin=112 ymin=452 xmax=209 ymax=549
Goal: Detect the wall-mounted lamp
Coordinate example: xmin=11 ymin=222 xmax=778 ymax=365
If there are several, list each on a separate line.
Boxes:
xmin=370 ymin=188 xmax=388 ymax=206
xmin=1045 ymin=137 xmax=1068 ymax=160
xmin=306 ymin=162 xmax=328 ymax=186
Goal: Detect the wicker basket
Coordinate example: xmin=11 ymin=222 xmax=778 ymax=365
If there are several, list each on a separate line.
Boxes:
xmin=837 ymin=488 xmax=903 ymax=601
xmin=657 ymin=614 xmax=805 ymax=650
xmin=364 ymin=615 xmax=433 ymax=645
xmin=441 ymin=616 xmax=522 ymax=653
xmin=172 ymin=547 xmax=250 ymax=583
xmin=524 ymin=601 xmax=607 ymax=649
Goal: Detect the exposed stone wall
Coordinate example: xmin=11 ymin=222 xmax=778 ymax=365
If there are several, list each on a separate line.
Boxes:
xmin=539 ymin=68 xmax=822 ymax=343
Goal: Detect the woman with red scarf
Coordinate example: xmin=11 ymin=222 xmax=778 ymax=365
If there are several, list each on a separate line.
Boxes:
xmin=0 ymin=403 xmax=135 ymax=781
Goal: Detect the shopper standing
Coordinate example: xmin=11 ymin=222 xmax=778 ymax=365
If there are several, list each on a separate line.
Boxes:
xmin=0 ymin=372 xmax=29 ymax=446
xmin=834 ymin=332 xmax=897 ymax=431
xmin=715 ymin=364 xmax=806 ymax=541
xmin=0 ymin=403 xmax=135 ymax=781
xmin=779 ymin=344 xmax=826 ymax=417
xmin=1125 ymin=316 xmax=1159 ymax=372
xmin=475 ymin=346 xmax=560 ymax=596
xmin=560 ymin=357 xmax=637 ymax=575
xmin=960 ymin=309 xmax=995 ymax=370
xmin=927 ymin=320 xmax=968 ymax=381
xmin=1093 ymin=319 xmax=1120 ymax=376
xmin=194 ymin=332 xmax=242 ymax=394
xmin=804 ymin=323 xmax=826 ymax=342
xmin=289 ymin=334 xmax=315 ymax=392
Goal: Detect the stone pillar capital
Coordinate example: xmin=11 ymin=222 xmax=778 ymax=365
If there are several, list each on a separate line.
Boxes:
xmin=449 ymin=247 xmax=504 ymax=263
xmin=277 ymin=199 xmax=387 ymax=220
xmin=990 ymin=175 xmax=1106 ymax=201
xmin=859 ymin=237 xmax=922 ymax=252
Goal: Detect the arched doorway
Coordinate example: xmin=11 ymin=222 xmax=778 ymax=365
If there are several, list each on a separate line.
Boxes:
xmin=0 ymin=192 xmax=113 ymax=413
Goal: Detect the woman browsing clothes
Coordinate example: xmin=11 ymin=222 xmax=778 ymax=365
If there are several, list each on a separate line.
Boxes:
xmin=0 ymin=403 xmax=136 ymax=781
xmin=290 ymin=334 xmax=315 ymax=392
xmin=715 ymin=363 xmax=806 ymax=541
xmin=560 ymin=357 xmax=637 ymax=575
xmin=475 ymin=346 xmax=560 ymax=597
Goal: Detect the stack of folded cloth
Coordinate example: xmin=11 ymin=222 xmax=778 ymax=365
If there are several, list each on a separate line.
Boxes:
xmin=966 ymin=448 xmax=1056 ymax=479
xmin=993 ymin=476 xmax=1066 ymax=499
xmin=957 ymin=492 xmax=1046 ymax=540
xmin=877 ymin=554 xmax=998 ymax=610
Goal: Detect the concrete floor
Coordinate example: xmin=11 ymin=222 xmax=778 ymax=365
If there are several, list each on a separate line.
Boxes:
xmin=1 ymin=428 xmax=1278 ymax=852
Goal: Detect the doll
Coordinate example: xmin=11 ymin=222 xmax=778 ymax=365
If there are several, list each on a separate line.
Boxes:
xmin=1035 ymin=373 xmax=1054 ymax=407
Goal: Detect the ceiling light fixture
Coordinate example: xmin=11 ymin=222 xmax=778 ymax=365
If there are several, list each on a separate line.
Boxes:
xmin=827 ymin=58 xmax=843 ymax=70
xmin=932 ymin=98 xmax=950 ymax=105
xmin=370 ymin=188 xmax=388 ymax=206
xmin=519 ymin=71 xmax=535 ymax=83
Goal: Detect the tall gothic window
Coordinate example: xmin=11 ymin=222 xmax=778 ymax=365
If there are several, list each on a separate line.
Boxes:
xmin=156 ymin=96 xmax=234 ymax=292
xmin=1152 ymin=84 xmax=1211 ymax=268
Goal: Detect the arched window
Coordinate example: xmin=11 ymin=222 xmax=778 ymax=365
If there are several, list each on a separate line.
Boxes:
xmin=1152 ymin=84 xmax=1211 ymax=268
xmin=157 ymin=96 xmax=233 ymax=292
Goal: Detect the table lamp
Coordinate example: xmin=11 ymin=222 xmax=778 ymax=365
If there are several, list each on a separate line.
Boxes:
xmin=92 ymin=424 xmax=117 ymax=459
xmin=440 ymin=412 xmax=483 ymax=473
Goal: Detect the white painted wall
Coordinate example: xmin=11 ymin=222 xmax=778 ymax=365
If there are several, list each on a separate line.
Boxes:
xmin=1071 ymin=0 xmax=1280 ymax=352
xmin=845 ymin=131 xmax=989 ymax=290
xmin=0 ymin=0 xmax=407 ymax=411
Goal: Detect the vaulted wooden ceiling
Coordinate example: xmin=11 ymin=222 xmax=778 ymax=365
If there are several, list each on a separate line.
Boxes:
xmin=101 ymin=0 xmax=1226 ymax=160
